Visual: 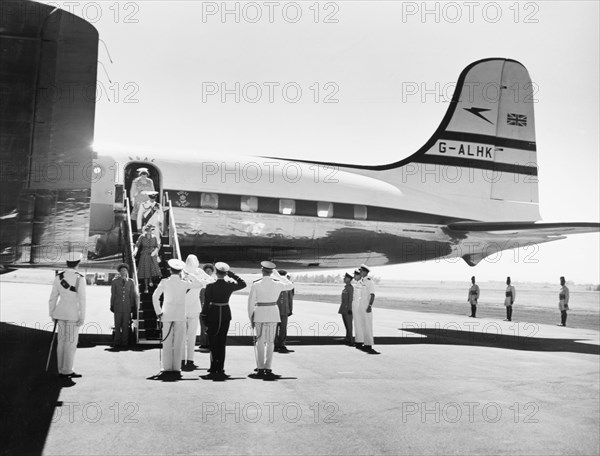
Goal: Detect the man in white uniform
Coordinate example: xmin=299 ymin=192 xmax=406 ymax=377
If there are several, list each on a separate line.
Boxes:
xmin=153 ymin=258 xmax=203 ymax=373
xmin=48 ymin=252 xmax=86 ymax=378
xmin=182 ymin=255 xmax=214 ymax=369
xmin=358 ymin=264 xmax=379 ymax=355
xmin=247 ymin=261 xmax=294 ymax=377
xmin=352 ymin=269 xmax=364 ymax=350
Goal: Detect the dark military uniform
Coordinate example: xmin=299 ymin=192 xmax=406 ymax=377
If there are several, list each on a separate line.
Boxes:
xmin=110 ymin=275 xmax=137 ymax=346
xmin=339 ymin=282 xmax=354 ymax=343
xmin=202 ymin=272 xmax=246 ymax=373
xmin=275 ymin=288 xmax=294 ymax=351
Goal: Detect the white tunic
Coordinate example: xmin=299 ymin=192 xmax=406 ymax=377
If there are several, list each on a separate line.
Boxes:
xmin=359 ymin=277 xmax=375 ymax=305
xmin=504 ymin=285 xmax=516 ymax=306
xmin=559 ymin=285 xmax=570 ymax=311
xmin=153 ymin=274 xmax=203 ymax=321
xmin=248 ymin=275 xmax=294 ymax=323
xmin=48 ymin=269 xmax=86 ymax=322
xmin=184 ymin=270 xmax=214 ymax=317
xmin=468 ymin=284 xmax=480 ymax=304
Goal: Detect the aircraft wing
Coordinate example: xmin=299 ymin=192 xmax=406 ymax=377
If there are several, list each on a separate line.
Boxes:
xmin=445 ymin=221 xmax=600 ymax=266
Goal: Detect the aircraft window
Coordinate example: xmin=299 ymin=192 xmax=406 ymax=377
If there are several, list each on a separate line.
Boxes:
xmin=279 ymin=199 xmax=296 ymax=215
xmin=333 ymin=203 xmax=354 ymax=219
xmin=354 ymin=205 xmax=367 ymax=220
xmin=241 ymin=196 xmax=258 ymax=212
xmin=317 ymin=202 xmax=333 ymax=218
xmin=295 ymin=200 xmax=317 ymax=216
xmin=219 ymin=194 xmax=240 ymax=211
xmin=201 ymin=193 xmax=219 ymax=209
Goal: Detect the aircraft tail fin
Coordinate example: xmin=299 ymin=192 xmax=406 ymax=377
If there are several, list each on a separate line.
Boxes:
xmin=400 ymin=58 xmax=540 ymax=221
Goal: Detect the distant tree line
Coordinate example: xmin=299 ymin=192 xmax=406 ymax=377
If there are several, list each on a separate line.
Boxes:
xmin=291 ymin=273 xmax=381 ymax=284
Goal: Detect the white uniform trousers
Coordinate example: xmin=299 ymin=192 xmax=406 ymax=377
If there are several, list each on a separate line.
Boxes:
xmin=162 ymin=321 xmax=185 ymax=371
xmin=56 ymin=320 xmax=80 ymax=375
xmin=357 ymin=302 xmax=374 ymax=346
xmin=254 ymin=323 xmax=277 ymax=369
xmin=352 ymin=299 xmax=364 ymax=343
xmin=184 ymin=314 xmax=199 ymax=362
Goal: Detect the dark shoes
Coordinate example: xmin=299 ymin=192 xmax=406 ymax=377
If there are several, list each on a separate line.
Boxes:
xmin=362 ymin=346 xmax=380 ymax=355
xmin=355 ymin=343 xmax=364 ymax=350
xmin=249 ymin=368 xmax=265 ymax=379
xmin=182 ymin=361 xmax=196 ymax=371
xmin=249 ymin=368 xmax=278 ymax=379
xmin=276 ymin=346 xmax=293 ymax=353
xmin=59 ymin=372 xmax=82 ymax=378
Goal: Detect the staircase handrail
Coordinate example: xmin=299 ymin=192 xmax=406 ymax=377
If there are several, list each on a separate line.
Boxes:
xmin=124 ymin=196 xmax=141 ymax=340
xmin=164 ymin=192 xmax=182 ymax=261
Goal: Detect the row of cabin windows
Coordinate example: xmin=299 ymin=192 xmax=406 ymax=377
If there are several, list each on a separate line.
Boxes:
xmin=199 ymin=193 xmax=368 ymax=220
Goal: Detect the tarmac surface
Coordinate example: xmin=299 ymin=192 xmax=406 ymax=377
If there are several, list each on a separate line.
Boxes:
xmin=1 ymin=279 xmax=599 ymax=455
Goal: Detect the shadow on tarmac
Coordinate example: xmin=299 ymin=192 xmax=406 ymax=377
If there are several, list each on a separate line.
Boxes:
xmin=225 ymin=333 xmax=599 ymax=356
xmin=396 ymin=327 xmax=600 ymax=355
xmin=1 ymin=321 xmax=597 ymax=455
xmin=0 ymin=322 xmax=76 ymax=456
xmin=146 ymin=371 xmax=199 ymax=382
xmin=200 ymin=373 xmax=247 ymax=382
xmin=56 ymin=329 xmax=600 ymax=357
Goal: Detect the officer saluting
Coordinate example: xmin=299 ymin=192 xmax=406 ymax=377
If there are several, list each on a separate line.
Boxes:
xmin=201 ymin=262 xmax=246 ymax=377
xmin=152 ymin=258 xmax=203 ymax=374
xmin=48 ymin=252 xmax=86 ymax=378
xmin=248 ymin=261 xmax=294 ymax=378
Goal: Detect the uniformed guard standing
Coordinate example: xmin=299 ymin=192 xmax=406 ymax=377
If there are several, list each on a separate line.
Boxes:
xmin=352 ymin=269 xmax=363 ymax=350
xmin=130 ymin=167 xmax=155 ymax=222
xmin=110 ymin=263 xmax=138 ymax=348
xmin=358 ymin=265 xmax=379 ymax=355
xmin=558 ymin=276 xmax=570 ymax=327
xmin=339 ymin=272 xmax=354 ymax=345
xmin=468 ymin=276 xmax=480 ymax=318
xmin=503 ymin=277 xmax=516 ymax=322
xmin=198 ymin=263 xmax=216 ymax=352
xmin=201 ymin=262 xmax=246 ymax=376
xmin=152 ymin=259 xmax=203 ymax=373
xmin=248 ymin=261 xmax=294 ymax=377
xmin=183 ymin=255 xmax=214 ymax=369
xmin=48 ymin=252 xmax=86 ymax=378
xmin=274 ymin=269 xmax=293 ymax=353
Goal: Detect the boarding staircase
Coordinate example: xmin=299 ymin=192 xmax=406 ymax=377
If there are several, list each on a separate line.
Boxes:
xmin=122 ymin=193 xmax=182 ymax=344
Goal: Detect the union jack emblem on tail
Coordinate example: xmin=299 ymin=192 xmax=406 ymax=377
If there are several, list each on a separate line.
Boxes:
xmin=507 ymin=113 xmax=527 ymax=126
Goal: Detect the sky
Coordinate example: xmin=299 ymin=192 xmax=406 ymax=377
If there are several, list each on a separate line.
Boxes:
xmin=42 ymin=0 xmax=600 ymax=284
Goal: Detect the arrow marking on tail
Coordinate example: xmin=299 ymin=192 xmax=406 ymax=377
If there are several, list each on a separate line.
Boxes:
xmin=463 ymin=107 xmax=494 ymax=125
